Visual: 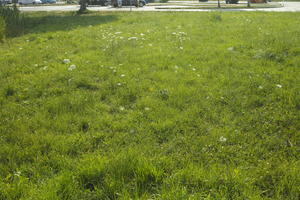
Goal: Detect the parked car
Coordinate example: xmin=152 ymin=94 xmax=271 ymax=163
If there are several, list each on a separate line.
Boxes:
xmin=111 ymin=0 xmax=146 ymax=7
xmin=41 ymin=0 xmax=56 ymax=3
xmin=87 ymin=0 xmax=109 ymax=6
xmin=19 ymin=0 xmax=42 ymax=4
xmin=34 ymin=0 xmax=42 ymax=3
xmin=0 ymin=0 xmax=13 ymax=4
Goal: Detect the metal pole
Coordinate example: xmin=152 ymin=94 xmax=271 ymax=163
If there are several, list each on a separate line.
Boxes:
xmin=130 ymin=0 xmax=132 ymax=11
xmin=218 ymin=0 xmax=220 ymax=8
xmin=247 ymin=0 xmax=250 ymax=7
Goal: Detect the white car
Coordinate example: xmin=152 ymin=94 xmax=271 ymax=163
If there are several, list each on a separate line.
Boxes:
xmin=0 ymin=0 xmax=12 ymax=4
xmin=19 ymin=0 xmax=42 ymax=4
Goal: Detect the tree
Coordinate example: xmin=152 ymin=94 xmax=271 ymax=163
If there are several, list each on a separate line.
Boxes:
xmin=79 ymin=0 xmax=88 ymax=13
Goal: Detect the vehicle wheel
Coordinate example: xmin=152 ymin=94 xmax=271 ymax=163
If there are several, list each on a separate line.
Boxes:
xmin=139 ymin=2 xmax=144 ymax=7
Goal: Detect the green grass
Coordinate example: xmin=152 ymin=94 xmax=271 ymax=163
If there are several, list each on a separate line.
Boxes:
xmin=0 ymin=11 xmax=300 ymax=200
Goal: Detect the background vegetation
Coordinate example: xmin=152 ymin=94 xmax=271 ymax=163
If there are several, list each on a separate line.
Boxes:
xmin=0 ymin=11 xmax=299 ymax=199
xmin=0 ymin=5 xmax=25 ymax=37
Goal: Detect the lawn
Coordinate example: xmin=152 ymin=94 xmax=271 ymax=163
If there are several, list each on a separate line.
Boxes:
xmin=0 ymin=11 xmax=299 ymax=200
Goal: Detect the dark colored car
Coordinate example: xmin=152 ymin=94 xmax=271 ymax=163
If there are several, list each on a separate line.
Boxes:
xmin=41 ymin=0 xmax=56 ymax=3
xmin=111 ymin=0 xmax=146 ymax=7
xmin=88 ymin=0 xmax=109 ymax=6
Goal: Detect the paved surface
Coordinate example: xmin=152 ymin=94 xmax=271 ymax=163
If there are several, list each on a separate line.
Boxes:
xmin=19 ymin=1 xmax=300 ymax=12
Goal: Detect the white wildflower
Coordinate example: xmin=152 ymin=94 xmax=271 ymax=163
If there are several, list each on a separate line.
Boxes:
xmin=258 ymin=86 xmax=263 ymax=89
xmin=179 ymin=47 xmax=183 ymax=50
xmin=120 ymin=74 xmax=125 ymax=77
xmin=140 ymin=33 xmax=145 ymax=36
xmin=219 ymin=136 xmax=227 ymax=142
xmin=192 ymin=68 xmax=196 ymax=71
xmin=119 ymin=106 xmax=125 ymax=111
xmin=144 ymin=107 xmax=150 ymax=111
xmin=43 ymin=66 xmax=48 ymax=70
xmin=117 ymin=83 xmax=122 ymax=86
xmin=68 ymin=64 xmax=76 ymax=71
xmin=227 ymin=47 xmax=234 ymax=51
xmin=276 ymin=84 xmax=282 ymax=88
xmin=63 ymin=59 xmax=71 ymax=64
xmin=115 ymin=32 xmax=122 ymax=34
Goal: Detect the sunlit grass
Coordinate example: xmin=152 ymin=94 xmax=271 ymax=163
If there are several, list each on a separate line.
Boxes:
xmin=0 ymin=11 xmax=299 ymax=199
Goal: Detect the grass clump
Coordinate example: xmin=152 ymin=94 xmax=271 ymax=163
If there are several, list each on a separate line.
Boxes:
xmin=77 ymin=151 xmax=162 ymax=199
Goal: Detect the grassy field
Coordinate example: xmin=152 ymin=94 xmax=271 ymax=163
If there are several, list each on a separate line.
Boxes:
xmin=0 ymin=11 xmax=300 ymax=199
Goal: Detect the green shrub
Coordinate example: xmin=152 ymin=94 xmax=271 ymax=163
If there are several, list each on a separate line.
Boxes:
xmin=159 ymin=0 xmax=169 ymax=3
xmin=0 ymin=16 xmax=5 ymax=42
xmin=0 ymin=5 xmax=25 ymax=37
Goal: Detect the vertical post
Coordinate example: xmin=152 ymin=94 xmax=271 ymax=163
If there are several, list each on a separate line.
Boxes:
xmin=247 ymin=0 xmax=250 ymax=7
xmin=130 ymin=0 xmax=132 ymax=11
xmin=218 ymin=0 xmax=220 ymax=8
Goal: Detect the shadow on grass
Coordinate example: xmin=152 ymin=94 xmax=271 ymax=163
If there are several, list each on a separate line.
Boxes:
xmin=15 ymin=12 xmax=118 ymax=37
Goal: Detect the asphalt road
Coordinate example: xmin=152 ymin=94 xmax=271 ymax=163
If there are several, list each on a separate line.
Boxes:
xmin=19 ymin=1 xmax=300 ymax=12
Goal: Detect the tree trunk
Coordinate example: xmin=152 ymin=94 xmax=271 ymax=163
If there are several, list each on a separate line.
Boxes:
xmin=79 ymin=0 xmax=87 ymax=12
